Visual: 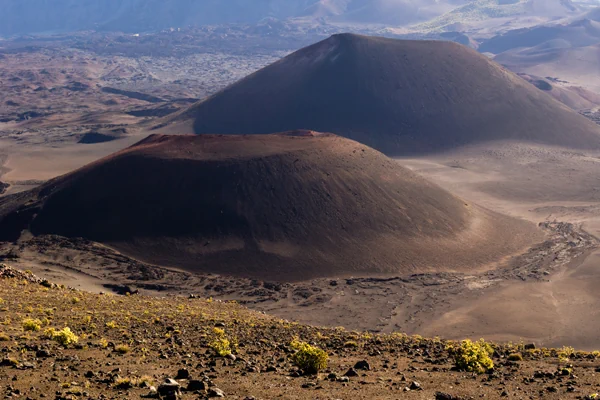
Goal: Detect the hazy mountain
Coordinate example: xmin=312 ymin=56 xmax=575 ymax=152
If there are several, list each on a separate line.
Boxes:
xmin=0 ymin=0 xmax=461 ymax=36
xmin=0 ymin=0 xmax=594 ymax=36
xmin=413 ymin=0 xmax=584 ymax=33
xmin=480 ymin=9 xmax=600 ymax=53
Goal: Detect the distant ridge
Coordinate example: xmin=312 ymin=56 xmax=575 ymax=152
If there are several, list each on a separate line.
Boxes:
xmin=164 ymin=34 xmax=600 ymax=155
xmin=0 ymin=132 xmax=538 ymax=281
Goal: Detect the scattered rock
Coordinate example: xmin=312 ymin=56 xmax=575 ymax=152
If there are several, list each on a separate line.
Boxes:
xmin=354 ymin=360 xmax=371 ymax=371
xmin=158 ymin=378 xmax=181 ymax=396
xmin=36 ymin=349 xmax=52 ymax=358
xmin=208 ymin=387 xmax=225 ymax=397
xmin=175 ymin=368 xmax=190 ymax=380
xmin=186 ymin=380 xmax=206 ymax=392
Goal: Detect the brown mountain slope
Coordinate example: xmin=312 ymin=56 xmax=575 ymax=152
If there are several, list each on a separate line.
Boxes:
xmin=0 ymin=132 xmax=539 ymax=281
xmin=162 ymin=33 xmax=600 ymax=155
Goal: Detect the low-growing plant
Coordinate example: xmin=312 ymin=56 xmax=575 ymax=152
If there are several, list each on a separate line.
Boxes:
xmin=52 ymin=327 xmax=79 ymax=346
xmin=4 ymin=358 xmax=18 ymax=367
xmin=115 ymin=344 xmax=131 ymax=354
xmin=209 ymin=328 xmax=232 ymax=357
xmin=114 ymin=375 xmax=154 ymax=389
xmin=450 ymin=339 xmax=494 ymax=373
xmin=44 ymin=327 xmax=79 ymax=346
xmin=508 ymin=353 xmax=523 ymax=361
xmin=559 ymin=346 xmax=575 ymax=362
xmin=22 ymin=318 xmax=42 ymax=332
xmin=290 ymin=339 xmax=328 ymax=374
xmin=114 ymin=378 xmax=134 ymax=389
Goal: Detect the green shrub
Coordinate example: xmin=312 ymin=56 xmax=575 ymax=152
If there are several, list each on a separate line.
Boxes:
xmin=115 ymin=344 xmax=131 ymax=354
xmin=290 ymin=339 xmax=328 ymax=374
xmin=209 ymin=327 xmax=232 ymax=357
xmin=44 ymin=327 xmax=78 ymax=346
xmin=22 ymin=318 xmax=42 ymax=332
xmin=508 ymin=353 xmax=523 ymax=361
xmin=52 ymin=327 xmax=79 ymax=346
xmin=558 ymin=345 xmax=575 ymax=362
xmin=450 ymin=339 xmax=494 ymax=373
xmin=114 ymin=377 xmax=134 ymax=389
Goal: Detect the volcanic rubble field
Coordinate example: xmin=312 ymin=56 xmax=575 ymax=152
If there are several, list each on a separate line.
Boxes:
xmin=0 ymin=265 xmax=599 ymax=399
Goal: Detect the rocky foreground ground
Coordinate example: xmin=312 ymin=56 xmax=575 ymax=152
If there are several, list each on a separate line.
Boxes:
xmin=0 ymin=264 xmax=599 ymax=400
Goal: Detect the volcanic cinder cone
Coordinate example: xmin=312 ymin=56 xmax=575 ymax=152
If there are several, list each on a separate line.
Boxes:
xmin=0 ymin=132 xmax=539 ymax=280
xmin=162 ymin=33 xmax=600 ymax=155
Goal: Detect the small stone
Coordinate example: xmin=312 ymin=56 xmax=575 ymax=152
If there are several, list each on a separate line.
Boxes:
xmin=158 ymin=378 xmax=181 ymax=396
xmin=208 ymin=387 xmax=225 ymax=397
xmin=18 ymin=362 xmax=35 ymax=370
xmin=186 ymin=380 xmax=206 ymax=392
xmin=36 ymin=349 xmax=52 ymax=358
xmin=353 ymin=360 xmax=371 ymax=371
xmin=409 ymin=381 xmax=422 ymax=390
xmin=142 ymin=386 xmax=158 ymax=399
xmin=435 ymin=393 xmax=455 ymax=400
xmin=344 ymin=368 xmax=359 ymax=377
xmin=175 ymin=368 xmax=190 ymax=380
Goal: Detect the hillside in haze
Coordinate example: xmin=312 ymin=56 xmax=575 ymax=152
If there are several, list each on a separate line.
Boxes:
xmin=413 ymin=0 xmax=584 ymax=33
xmin=0 ymin=0 xmax=462 ymax=36
xmin=164 ymin=34 xmax=600 ymax=155
xmin=0 ymin=0 xmax=594 ymax=36
xmin=481 ymin=7 xmax=600 ymax=105
xmin=481 ymin=8 xmax=600 ymax=53
xmin=0 ymin=132 xmax=537 ymax=281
